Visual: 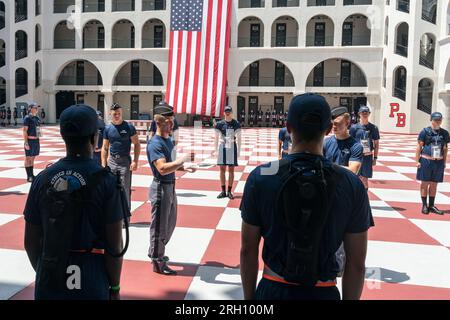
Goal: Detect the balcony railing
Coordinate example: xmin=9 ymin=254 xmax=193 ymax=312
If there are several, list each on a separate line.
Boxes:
xmin=142 ymin=0 xmax=165 ymax=10
xmin=307 ymin=0 xmax=335 ymax=6
xmin=57 ymin=76 xmax=102 ymax=86
xmin=417 ymin=102 xmax=432 ymax=115
xmin=112 ymin=0 xmax=135 ymax=11
xmin=306 ymin=76 xmax=367 ymax=87
xmin=54 ymin=2 xmax=75 ymax=14
xmin=421 ymin=9 xmax=436 ymax=24
xmin=83 ymin=0 xmax=105 ymax=12
xmin=306 ymin=36 xmax=334 ymax=46
xmin=142 ymin=38 xmax=165 ymax=48
xmin=16 ymin=85 xmax=28 ymax=97
xmin=393 ymin=87 xmax=406 ymax=100
xmin=238 ymin=76 xmax=295 ymax=87
xmin=271 ymin=36 xmax=298 ymax=47
xmin=237 ymin=37 xmax=264 ymax=47
xmin=54 ymin=40 xmax=76 ymax=49
xmin=343 ymin=0 xmax=372 ymax=5
xmin=397 ymin=0 xmax=409 ymax=13
xmin=112 ymin=39 xmax=135 ymax=48
xmin=83 ymin=39 xmax=105 ymax=48
xmin=272 ymin=0 xmax=299 ymax=7
xmin=395 ymin=43 xmax=408 ymax=57
xmin=419 ymin=55 xmax=434 ymax=70
xmin=238 ymin=0 xmax=265 ymax=8
xmin=342 ymin=35 xmax=371 ymax=46
xmin=114 ymin=77 xmax=162 ymax=86
xmin=15 ymin=13 xmax=27 ymax=23
xmin=15 ymin=49 xmax=27 ymax=60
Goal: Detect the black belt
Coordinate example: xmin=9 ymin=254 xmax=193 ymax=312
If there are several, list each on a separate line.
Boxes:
xmin=153 ymin=178 xmax=175 ymax=185
xmin=111 ymin=154 xmax=129 ymax=159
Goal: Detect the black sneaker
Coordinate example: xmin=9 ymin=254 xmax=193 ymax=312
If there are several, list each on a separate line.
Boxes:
xmin=27 ymin=176 xmax=34 ymax=183
xmin=152 ymin=260 xmax=177 ymax=276
xmin=429 ymin=206 xmax=444 ymax=215
xmin=227 ymin=192 xmax=235 ymax=200
xmin=217 ymin=191 xmax=227 ymax=199
xmin=421 ymin=205 xmax=429 ymax=215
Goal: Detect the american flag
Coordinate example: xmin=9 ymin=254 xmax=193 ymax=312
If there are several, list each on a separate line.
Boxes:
xmin=166 ymin=0 xmax=232 ymax=117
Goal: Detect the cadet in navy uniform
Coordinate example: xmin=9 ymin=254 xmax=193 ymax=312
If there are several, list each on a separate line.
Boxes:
xmin=240 ymin=93 xmax=373 ymax=300
xmin=214 ymin=106 xmax=242 ymax=199
xmin=278 ymin=126 xmax=292 ymax=159
xmin=258 ymin=109 xmax=263 ymax=127
xmin=265 ymin=110 xmax=270 ymax=127
xmin=40 ymin=108 xmax=46 ymax=125
xmin=23 ymin=103 xmax=41 ymax=182
xmin=6 ymin=107 xmax=11 ymax=126
xmin=416 ymin=112 xmax=449 ymax=215
xmin=249 ymin=109 xmax=255 ymax=127
xmin=350 ymin=106 xmax=380 ymax=191
xmin=323 ymin=107 xmax=363 ymax=175
xmin=0 ymin=107 xmax=5 ymax=126
xmin=102 ymin=103 xmax=141 ymax=210
xmin=93 ymin=111 xmax=105 ymax=165
xmin=147 ymin=103 xmax=196 ymax=275
xmin=24 ymin=105 xmax=127 ymax=300
xmin=13 ymin=107 xmax=18 ymax=126
xmin=240 ymin=108 xmax=246 ymax=127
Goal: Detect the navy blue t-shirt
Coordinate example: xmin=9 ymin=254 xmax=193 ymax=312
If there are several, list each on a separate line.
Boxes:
xmin=23 ymin=157 xmax=127 ymax=250
xmin=215 ymin=119 xmax=241 ymax=147
xmin=350 ymin=123 xmax=380 ymax=152
xmin=418 ymin=127 xmax=450 ymax=157
xmin=97 ymin=120 xmax=105 ymax=150
xmin=147 ymin=135 xmax=175 ymax=182
xmin=278 ymin=128 xmax=291 ymax=151
xmin=323 ymin=136 xmax=363 ymax=166
xmin=103 ymin=121 xmax=137 ymax=156
xmin=240 ymin=153 xmax=373 ymax=281
xmin=23 ymin=115 xmax=40 ymax=137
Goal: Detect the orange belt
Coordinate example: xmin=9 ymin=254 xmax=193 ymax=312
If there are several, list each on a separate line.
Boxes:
xmin=70 ymin=248 xmax=105 ymax=255
xmin=263 ymin=265 xmax=337 ymax=288
xmin=421 ymin=154 xmax=444 ymax=161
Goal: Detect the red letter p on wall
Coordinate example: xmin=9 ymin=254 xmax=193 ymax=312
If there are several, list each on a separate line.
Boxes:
xmin=389 ymin=103 xmax=399 ymax=118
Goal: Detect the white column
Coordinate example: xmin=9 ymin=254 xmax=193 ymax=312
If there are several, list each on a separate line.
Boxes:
xmin=74 ymin=0 xmax=83 ymax=49
xmin=438 ymin=93 xmax=450 ymax=130
xmin=47 ymin=92 xmax=57 ymax=124
xmin=228 ymin=92 xmax=239 ymax=119
xmin=366 ymin=93 xmax=381 ymax=128
xmin=103 ymin=91 xmax=114 ymax=123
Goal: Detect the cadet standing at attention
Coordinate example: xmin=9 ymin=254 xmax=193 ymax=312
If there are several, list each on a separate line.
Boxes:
xmin=23 ymin=103 xmax=41 ymax=182
xmin=102 ymin=103 xmax=141 ymax=210
xmin=416 ymin=112 xmax=449 ymax=215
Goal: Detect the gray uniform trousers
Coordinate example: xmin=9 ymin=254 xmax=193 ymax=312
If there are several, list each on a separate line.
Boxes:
xmin=108 ymin=155 xmax=132 ymax=210
xmin=148 ymin=179 xmax=177 ymax=260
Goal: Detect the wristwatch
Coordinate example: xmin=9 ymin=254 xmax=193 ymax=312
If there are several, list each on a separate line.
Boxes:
xmin=110 ymin=285 xmax=120 ymax=293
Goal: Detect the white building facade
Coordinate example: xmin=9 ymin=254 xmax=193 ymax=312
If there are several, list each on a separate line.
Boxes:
xmin=0 ymin=0 xmax=449 ymax=133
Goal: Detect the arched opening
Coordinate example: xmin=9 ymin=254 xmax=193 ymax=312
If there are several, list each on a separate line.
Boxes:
xmin=306 ymin=15 xmax=334 ymax=47
xmin=83 ymin=0 xmax=106 ymax=12
xmin=0 ymin=77 xmax=6 ymax=105
xmin=238 ymin=59 xmax=295 ymax=87
xmin=383 ymin=59 xmax=387 ymax=88
xmin=397 ymin=0 xmax=410 ymax=13
xmin=114 ymin=60 xmax=163 ymax=86
xmin=393 ymin=66 xmax=407 ymax=101
xmin=15 ymin=68 xmax=28 ymax=98
xmin=384 ymin=17 xmax=389 ymax=45
xmin=142 ymin=0 xmax=165 ymax=10
xmin=112 ymin=0 xmax=135 ymax=11
xmin=238 ymin=17 xmax=264 ymax=47
xmin=395 ymin=22 xmax=409 ymax=57
xmin=57 ymin=60 xmax=103 ymax=86
xmin=54 ymin=0 xmax=75 ymax=13
xmin=35 ymin=0 xmax=41 ymax=15
xmin=422 ymin=0 xmax=437 ymax=24
xmin=54 ymin=21 xmax=75 ymax=49
xmin=35 ymin=60 xmax=42 ymax=88
xmin=271 ymin=16 xmax=298 ymax=47
xmin=342 ymin=14 xmax=371 ymax=46
xmin=0 ymin=39 xmax=5 ymax=68
xmin=417 ymin=78 xmax=433 ymax=114
xmin=35 ymin=24 xmax=41 ymax=52
xmin=0 ymin=2 xmax=5 ymax=30
xmin=15 ymin=0 xmax=27 ymax=22
xmin=15 ymin=30 xmax=28 ymax=60
xmin=112 ymin=19 xmax=135 ymax=48
xmin=306 ymin=59 xmax=367 ymax=87
xmin=142 ymin=19 xmax=166 ymax=48
xmin=419 ymin=33 xmax=435 ymax=69
xmin=83 ymin=20 xmax=105 ymax=48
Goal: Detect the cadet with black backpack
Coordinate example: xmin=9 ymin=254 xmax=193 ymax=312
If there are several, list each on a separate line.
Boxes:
xmin=24 ymin=105 xmax=130 ymax=300
xmin=240 ymin=94 xmax=373 ymax=300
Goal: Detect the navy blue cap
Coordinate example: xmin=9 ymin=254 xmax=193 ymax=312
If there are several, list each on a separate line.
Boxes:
xmin=431 ymin=112 xmax=443 ymax=121
xmin=96 ymin=110 xmax=103 ymax=117
xmin=359 ymin=106 xmax=371 ymax=113
xmin=287 ymin=93 xmax=331 ymax=132
xmin=331 ymin=106 xmax=349 ymax=120
xmin=154 ymin=101 xmax=174 ymax=117
xmin=60 ymin=105 xmax=101 ymax=137
xmin=110 ymin=103 xmax=122 ymax=110
xmin=224 ymin=105 xmax=232 ymax=112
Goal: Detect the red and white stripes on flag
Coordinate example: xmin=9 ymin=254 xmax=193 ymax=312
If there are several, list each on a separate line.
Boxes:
xmin=166 ymin=0 xmax=232 ymax=117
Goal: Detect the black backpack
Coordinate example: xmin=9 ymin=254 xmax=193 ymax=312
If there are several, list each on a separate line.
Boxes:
xmin=38 ymin=168 xmax=129 ymax=291
xmin=275 ymin=157 xmax=340 ymax=287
